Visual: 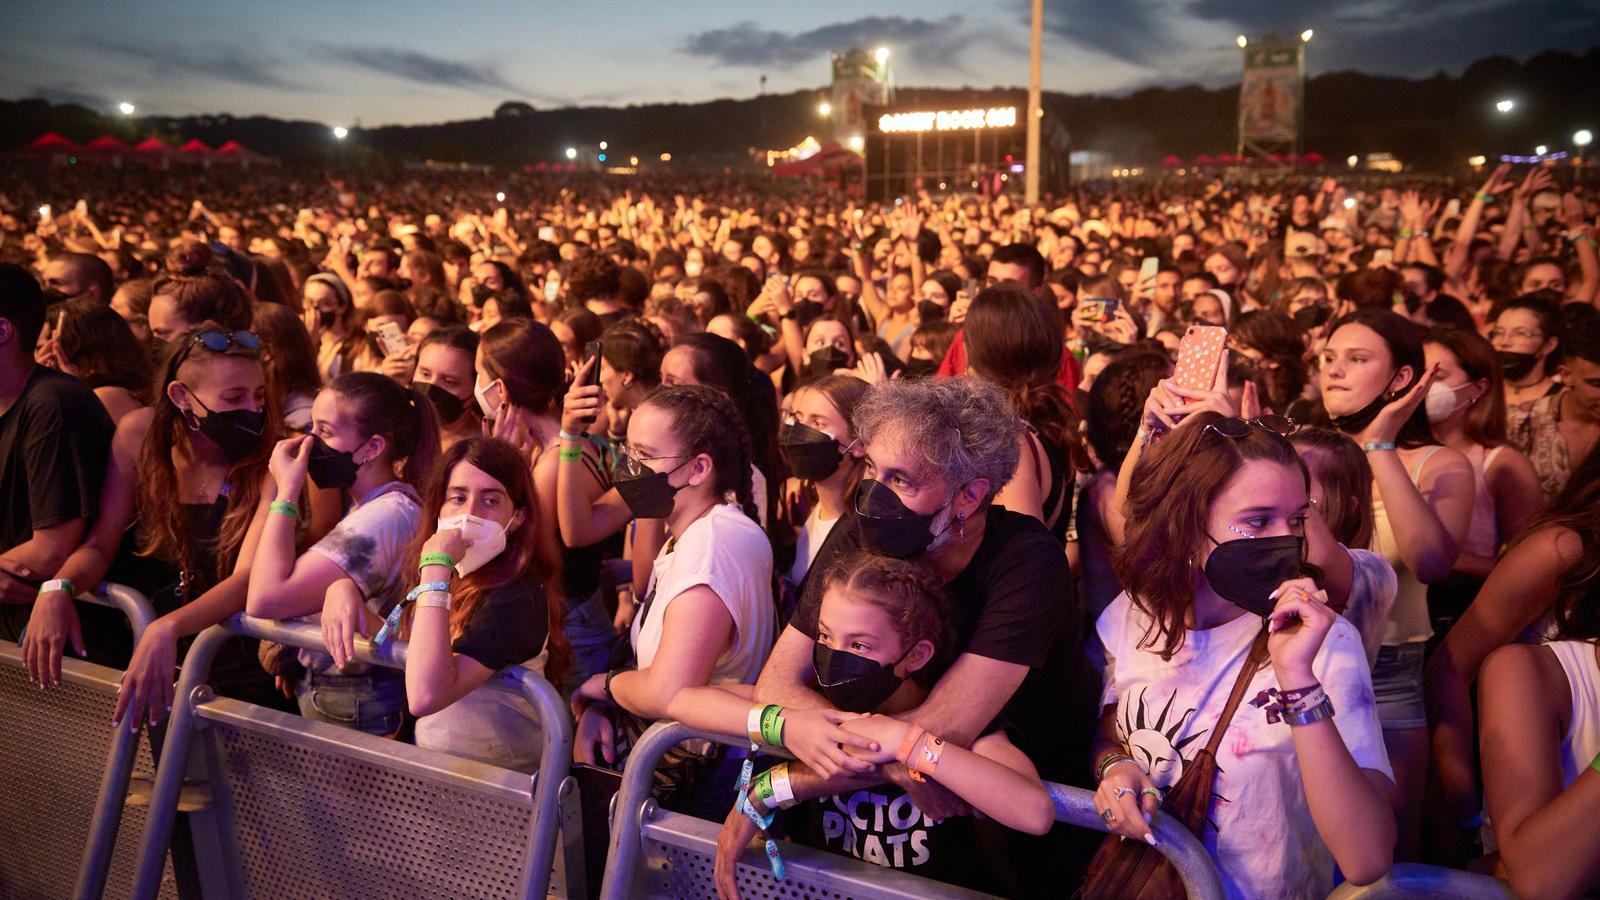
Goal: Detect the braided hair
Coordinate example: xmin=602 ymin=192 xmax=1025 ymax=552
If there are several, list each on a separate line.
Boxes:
xmin=641 ymin=384 xmax=758 ymax=523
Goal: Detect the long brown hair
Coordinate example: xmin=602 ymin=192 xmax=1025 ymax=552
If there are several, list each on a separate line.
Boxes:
xmin=137 ymin=323 xmax=277 ymax=583
xmin=1289 ymin=428 xmax=1375 ymax=550
xmin=1423 ymin=326 xmax=1507 ymax=447
xmin=1115 ymin=412 xmax=1310 ymax=659
xmin=479 ymin=319 xmax=565 ymax=415
xmin=402 ymin=437 xmax=570 ymax=687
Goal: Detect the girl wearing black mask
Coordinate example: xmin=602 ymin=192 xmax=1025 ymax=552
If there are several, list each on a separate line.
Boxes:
xmin=779 ymin=375 xmax=868 ymax=592
xmin=1490 ymin=293 xmax=1563 ymax=410
xmin=303 ymin=273 xmax=359 ymax=382
xmin=412 ymin=325 xmax=480 ymax=452
xmin=1320 ymin=307 xmax=1473 ymax=860
xmin=1094 ymin=411 xmax=1393 ymax=896
xmin=244 ymin=372 xmax=440 ymax=735
xmin=566 ymin=385 xmax=773 ymax=815
xmin=668 ymin=552 xmax=1053 ymax=896
xmin=26 ymin=324 xmax=287 ymax=725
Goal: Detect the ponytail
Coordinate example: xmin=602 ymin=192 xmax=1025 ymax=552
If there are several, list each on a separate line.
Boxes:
xmin=327 ymin=372 xmax=443 ymax=490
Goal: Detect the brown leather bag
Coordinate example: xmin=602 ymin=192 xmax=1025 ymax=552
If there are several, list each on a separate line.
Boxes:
xmin=1080 ymin=627 xmax=1269 ymax=900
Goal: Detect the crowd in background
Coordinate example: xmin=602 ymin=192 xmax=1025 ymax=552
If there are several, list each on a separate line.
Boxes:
xmin=1 ymin=157 xmax=1599 ymax=898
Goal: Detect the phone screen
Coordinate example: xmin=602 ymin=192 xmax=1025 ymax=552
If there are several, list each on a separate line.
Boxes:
xmin=1137 ymin=256 xmax=1160 ymax=297
xmin=582 ymin=341 xmax=603 ymax=388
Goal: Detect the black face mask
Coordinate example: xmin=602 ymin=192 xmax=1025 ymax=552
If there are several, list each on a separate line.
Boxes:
xmin=417 ymin=381 xmax=467 ymax=423
xmin=188 ymin=394 xmax=265 ymax=463
xmin=903 ymin=357 xmax=939 ymax=379
xmin=1329 ymin=389 xmax=1390 ymax=435
xmin=793 ymin=298 xmax=824 ymax=324
xmin=779 ymin=421 xmax=846 ymax=481
xmin=854 ymin=479 xmax=953 ymax=559
xmin=808 ymin=347 xmax=850 ymax=379
xmin=470 ymin=283 xmax=495 ymax=306
xmin=614 ymin=458 xmax=689 ymax=519
xmin=1291 ymin=304 xmax=1331 ymax=332
xmin=1497 ymin=350 xmax=1539 ymax=382
xmin=814 ymin=643 xmax=908 ymax=713
xmin=1203 ymin=534 xmax=1305 ymax=617
xmin=318 ymin=310 xmax=337 ymax=330
xmin=307 ymin=435 xmax=363 ymax=491
xmin=916 ymin=300 xmax=947 ymax=324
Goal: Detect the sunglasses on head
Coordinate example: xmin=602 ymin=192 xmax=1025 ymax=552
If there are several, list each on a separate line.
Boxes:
xmin=172 ymin=329 xmax=261 ymax=371
xmin=1203 ymin=415 xmax=1299 ymax=440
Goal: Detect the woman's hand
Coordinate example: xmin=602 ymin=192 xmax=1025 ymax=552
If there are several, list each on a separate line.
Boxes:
xmin=1092 ymin=758 xmax=1161 ymax=845
xmin=1356 ymin=361 xmax=1437 ymax=446
xmin=570 ymin=671 xmax=609 ymax=711
xmin=561 ymin=357 xmax=605 ymax=436
xmin=379 ymin=345 xmax=417 ymax=385
xmin=269 ymin=434 xmax=312 ymax=499
xmin=778 ymin=707 xmax=880 ymax=777
xmin=321 ymin=581 xmax=369 ymax=670
xmin=22 ymin=589 xmax=84 ymax=686
xmin=1477 ymin=163 xmax=1515 ymax=202
xmin=487 ymin=409 xmax=536 ymax=456
xmin=713 ymin=805 xmax=760 ymax=900
xmin=421 ymin=527 xmax=468 ymax=567
xmin=1140 ymin=374 xmax=1237 ymax=433
xmin=113 ymin=621 xmax=179 ymax=730
xmin=848 ymin=351 xmax=889 ymax=385
xmin=573 ymin=706 xmax=617 ymax=766
xmin=1266 ymin=577 xmax=1336 ymax=681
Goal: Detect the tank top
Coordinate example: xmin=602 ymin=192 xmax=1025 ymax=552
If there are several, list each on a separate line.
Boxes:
xmin=1371 ymin=446 xmax=1444 ymax=646
xmin=1548 ymin=640 xmax=1600 ymax=789
xmin=1023 ymin=427 xmax=1072 ymax=544
xmin=1461 ymin=444 xmax=1504 ymax=562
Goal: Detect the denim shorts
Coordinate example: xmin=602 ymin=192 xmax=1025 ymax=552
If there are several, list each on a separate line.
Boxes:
xmin=1372 ymin=642 xmax=1427 ymax=731
xmin=296 ymin=668 xmax=406 ymax=738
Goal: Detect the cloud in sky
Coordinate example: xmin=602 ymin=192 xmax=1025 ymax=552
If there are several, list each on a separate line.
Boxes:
xmin=77 ymin=35 xmax=295 ymax=89
xmin=324 ymin=45 xmax=523 ymax=94
xmin=681 ymin=15 xmax=971 ymax=68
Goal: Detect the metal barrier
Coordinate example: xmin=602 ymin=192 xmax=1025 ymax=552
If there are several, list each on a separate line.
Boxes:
xmin=123 ymin=614 xmax=577 ymax=900
xmin=0 ymin=583 xmax=178 ymax=900
xmin=1327 ymin=863 xmax=1514 ymax=898
xmin=599 ymin=720 xmax=1227 ymax=900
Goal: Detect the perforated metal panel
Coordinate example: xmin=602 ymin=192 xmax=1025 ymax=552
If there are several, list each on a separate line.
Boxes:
xmin=0 ymin=650 xmax=177 ymax=900
xmin=206 ymin=713 xmax=539 ymax=899
xmin=637 ymin=811 xmax=997 ymax=900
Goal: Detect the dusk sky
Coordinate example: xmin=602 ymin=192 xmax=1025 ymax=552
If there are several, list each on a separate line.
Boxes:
xmin=3 ymin=0 xmax=1595 ymax=126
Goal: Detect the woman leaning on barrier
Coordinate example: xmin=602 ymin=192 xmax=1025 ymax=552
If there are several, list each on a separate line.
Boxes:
xmin=23 ymin=323 xmax=292 ymax=723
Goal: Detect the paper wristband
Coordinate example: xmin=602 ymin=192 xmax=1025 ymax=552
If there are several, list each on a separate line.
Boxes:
xmin=418 ymin=552 xmax=454 ymax=571
xmin=759 ymin=705 xmax=786 ymax=747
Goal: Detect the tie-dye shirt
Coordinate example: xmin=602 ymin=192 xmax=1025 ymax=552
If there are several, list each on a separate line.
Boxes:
xmin=1090 ymin=592 xmax=1392 ymax=900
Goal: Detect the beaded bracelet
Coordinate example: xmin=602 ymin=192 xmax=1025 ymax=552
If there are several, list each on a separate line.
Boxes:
xmin=1362 ymin=441 xmax=1396 ymax=453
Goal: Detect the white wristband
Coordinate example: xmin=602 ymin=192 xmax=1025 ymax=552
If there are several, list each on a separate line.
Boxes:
xmin=746 ymin=706 xmax=764 ymax=745
xmin=40 ymin=579 xmax=74 ymax=597
xmin=771 ymin=763 xmax=798 ymax=809
xmin=416 ymin=590 xmax=452 ymax=610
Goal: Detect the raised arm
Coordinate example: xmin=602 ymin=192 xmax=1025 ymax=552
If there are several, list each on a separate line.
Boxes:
xmin=245 ymin=436 xmax=348 ymax=619
xmin=556 ymin=361 xmax=634 ymax=548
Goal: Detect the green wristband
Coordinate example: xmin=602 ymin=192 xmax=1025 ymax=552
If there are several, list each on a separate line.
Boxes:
xmin=559 ymin=447 xmax=584 ymax=463
xmin=1474 ymin=193 xmax=1492 ymax=204
xmin=1591 ymin=751 xmax=1600 ymax=775
xmin=759 ymin=704 xmax=786 ymax=747
xmin=750 ymin=769 xmax=777 ymax=810
xmin=419 ymin=552 xmax=455 ymax=571
xmin=268 ymin=500 xmax=299 ymax=520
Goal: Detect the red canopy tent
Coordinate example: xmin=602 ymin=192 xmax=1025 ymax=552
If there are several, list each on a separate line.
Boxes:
xmin=770 ymin=141 xmax=862 ymax=179
xmin=16 ymin=132 xmax=79 ymax=162
xmin=81 ymin=135 xmax=132 ymax=165
xmin=1161 ymin=154 xmax=1183 ymax=167
xmin=1301 ymin=151 xmax=1326 ymax=166
xmin=212 ymin=140 xmax=273 ymax=167
xmin=1192 ymin=154 xmax=1215 ymax=167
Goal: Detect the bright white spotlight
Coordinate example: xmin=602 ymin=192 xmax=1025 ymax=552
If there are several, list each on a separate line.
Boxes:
xmin=1300 ymin=29 xmax=1314 ymax=43
xmin=495 ymin=192 xmax=506 ymax=203
xmin=848 ymin=135 xmax=865 ymax=152
xmin=1495 ymin=99 xmax=1514 ymax=114
xmin=1236 ymin=35 xmax=1248 ymax=49
xmin=818 ymin=101 xmax=832 ymax=117
xmin=599 ymin=141 xmax=608 ymax=150
xmin=332 ymin=126 xmax=349 ymax=140
xmin=565 ymin=147 xmax=577 ymax=160
xmin=1577 ymin=130 xmax=1594 ymax=148
xmin=874 ymin=47 xmax=890 ymax=65
xmin=118 ymin=101 xmax=136 ymax=116
xmin=1535 ymin=145 xmax=1549 ymax=156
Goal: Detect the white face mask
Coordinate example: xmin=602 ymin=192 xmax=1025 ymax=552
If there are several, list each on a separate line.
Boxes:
xmin=436 ymin=513 xmax=508 ymax=577
xmin=1424 ymin=380 xmax=1475 ymax=423
xmin=474 ymin=376 xmax=503 ymax=420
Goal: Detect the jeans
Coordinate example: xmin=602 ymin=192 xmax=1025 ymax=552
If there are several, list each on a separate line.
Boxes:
xmin=295 ymin=668 xmax=406 ymax=737
xmin=563 ymin=591 xmax=620 ymax=694
xmin=1372 ymin=642 xmax=1427 ymax=731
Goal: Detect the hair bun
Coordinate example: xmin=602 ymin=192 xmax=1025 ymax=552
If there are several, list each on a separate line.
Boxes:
xmin=165 ymin=240 xmax=213 ymax=277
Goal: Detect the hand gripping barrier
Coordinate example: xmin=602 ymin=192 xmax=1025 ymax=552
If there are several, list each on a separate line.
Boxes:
xmin=0 ymin=582 xmax=170 ymax=900
xmin=599 ymin=720 xmax=1227 ymax=900
xmin=124 ymin=613 xmax=576 ymax=900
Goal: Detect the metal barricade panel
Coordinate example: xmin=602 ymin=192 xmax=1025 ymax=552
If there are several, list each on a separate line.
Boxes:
xmin=637 ymin=810 xmax=997 ymax=900
xmin=199 ymin=697 xmax=540 ymax=900
xmin=0 ymin=648 xmax=176 ymax=900
xmin=1326 ymin=863 xmax=1515 ymax=899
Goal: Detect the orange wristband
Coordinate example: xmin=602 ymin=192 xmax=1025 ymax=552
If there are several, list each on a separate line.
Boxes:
xmin=909 ymin=732 xmax=946 ymax=778
xmin=896 ymin=726 xmax=928 ymax=783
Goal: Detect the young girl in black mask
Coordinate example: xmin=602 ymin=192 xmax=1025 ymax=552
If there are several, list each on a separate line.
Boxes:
xmin=669 ymin=551 xmax=1053 ymax=897
xmin=777 ymin=375 xmax=868 ymax=595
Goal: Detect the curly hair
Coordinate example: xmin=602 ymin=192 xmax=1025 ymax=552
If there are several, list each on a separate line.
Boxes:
xmin=1085 ymin=350 xmax=1169 ymax=471
xmin=853 ymin=377 xmax=1022 ymax=501
xmin=565 ymin=252 xmax=621 ymax=303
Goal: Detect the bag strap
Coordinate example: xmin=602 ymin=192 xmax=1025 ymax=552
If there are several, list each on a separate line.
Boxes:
xmin=1200 ymin=626 xmax=1271 ymax=757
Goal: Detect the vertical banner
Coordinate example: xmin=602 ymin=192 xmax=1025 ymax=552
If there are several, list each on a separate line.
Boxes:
xmin=1238 ymin=43 xmax=1301 ymax=142
xmin=830 ymin=50 xmax=890 ymax=144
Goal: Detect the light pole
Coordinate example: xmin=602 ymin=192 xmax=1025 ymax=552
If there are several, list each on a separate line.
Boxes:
xmin=1024 ymin=0 xmax=1042 ymax=204
xmin=1578 ymin=130 xmax=1593 ymax=184
xmin=117 ymin=101 xmax=136 ymax=116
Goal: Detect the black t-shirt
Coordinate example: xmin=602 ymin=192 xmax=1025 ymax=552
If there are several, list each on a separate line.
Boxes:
xmin=453 ymin=580 xmax=550 ymax=672
xmin=0 ymin=366 xmax=112 ymax=549
xmin=792 ymin=505 xmax=1099 ymax=785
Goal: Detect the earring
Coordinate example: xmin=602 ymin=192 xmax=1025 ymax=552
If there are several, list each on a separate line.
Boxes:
xmin=183 ymin=409 xmax=200 ymax=431
xmin=957 ymin=513 xmax=966 ymax=538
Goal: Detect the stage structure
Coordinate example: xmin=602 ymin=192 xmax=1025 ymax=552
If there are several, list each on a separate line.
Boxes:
xmin=1235 ymin=31 xmax=1312 ymax=163
xmin=862 ymin=101 xmax=1069 ymax=202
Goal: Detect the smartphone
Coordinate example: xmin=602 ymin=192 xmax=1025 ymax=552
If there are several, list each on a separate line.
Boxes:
xmin=1373 ymin=248 xmax=1394 ymax=267
xmin=544 ymin=273 xmax=560 ymax=305
xmin=1137 ymin=256 xmax=1160 ymax=298
xmin=1173 ymin=324 xmax=1228 ymax=391
xmin=38 ymin=204 xmax=51 ymax=223
xmin=376 ymin=321 xmax=408 ymax=357
xmin=1080 ymin=297 xmax=1119 ymax=323
xmin=538 ymin=226 xmax=556 ymax=242
xmin=1443 ymin=198 xmax=1461 ymax=220
xmin=582 ymin=340 xmax=603 ymax=388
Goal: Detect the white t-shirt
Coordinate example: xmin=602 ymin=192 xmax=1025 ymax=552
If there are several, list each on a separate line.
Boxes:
xmin=788 ymin=505 xmax=841 ymax=586
xmin=299 ymin=482 xmax=422 ymax=671
xmin=631 ymin=503 xmax=774 ymax=686
xmin=1091 ymin=592 xmax=1392 ymax=900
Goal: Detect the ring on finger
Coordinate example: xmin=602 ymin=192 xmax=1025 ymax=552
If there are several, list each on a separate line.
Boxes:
xmin=1099 ymin=808 xmax=1116 ymax=823
xmin=1112 ymin=786 xmax=1136 ymax=800
xmin=1141 ymin=787 xmax=1162 ymax=801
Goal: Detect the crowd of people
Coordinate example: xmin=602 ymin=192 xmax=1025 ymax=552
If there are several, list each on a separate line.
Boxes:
xmin=1 ymin=157 xmax=1598 ymax=898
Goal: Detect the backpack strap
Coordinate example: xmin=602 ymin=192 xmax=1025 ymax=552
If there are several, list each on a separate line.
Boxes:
xmin=1201 ymin=626 xmax=1271 ymax=757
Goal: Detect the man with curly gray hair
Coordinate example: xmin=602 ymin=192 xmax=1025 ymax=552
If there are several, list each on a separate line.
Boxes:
xmin=728 ymin=375 xmax=1100 ymax=895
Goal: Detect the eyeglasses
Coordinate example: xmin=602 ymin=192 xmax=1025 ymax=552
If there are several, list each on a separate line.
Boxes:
xmin=1488 ymin=327 xmax=1543 ymax=342
xmin=617 ymin=445 xmax=686 ymax=479
xmin=171 ymin=329 xmax=261 ymax=371
xmin=1203 ymin=415 xmax=1300 ymax=440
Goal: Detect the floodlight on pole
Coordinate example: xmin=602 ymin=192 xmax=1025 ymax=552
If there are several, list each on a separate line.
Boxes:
xmin=1300 ymin=29 xmax=1314 ymax=43
xmin=599 ymin=141 xmax=608 ymax=150
xmin=848 ymin=135 xmax=865 ymax=153
xmin=818 ymin=101 xmax=832 ymax=117
xmin=1577 ymin=130 xmax=1594 ymax=148
xmin=117 ymin=101 xmax=136 ymax=116
xmin=332 ymin=126 xmax=349 ymax=140
xmin=565 ymin=147 xmax=577 ymax=160
xmin=1536 ymin=145 xmax=1549 ymax=156
xmin=874 ymin=47 xmax=890 ymax=65
xmin=1236 ymin=35 xmax=1248 ymax=49
xmin=1495 ymin=99 xmax=1514 ymax=114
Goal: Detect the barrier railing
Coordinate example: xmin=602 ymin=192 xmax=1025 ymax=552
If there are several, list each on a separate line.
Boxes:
xmin=0 ymin=582 xmax=175 ymax=900
xmin=599 ymin=720 xmax=1227 ymax=900
xmin=1327 ymin=863 xmax=1514 ymax=898
xmin=122 ymin=614 xmax=575 ymax=900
